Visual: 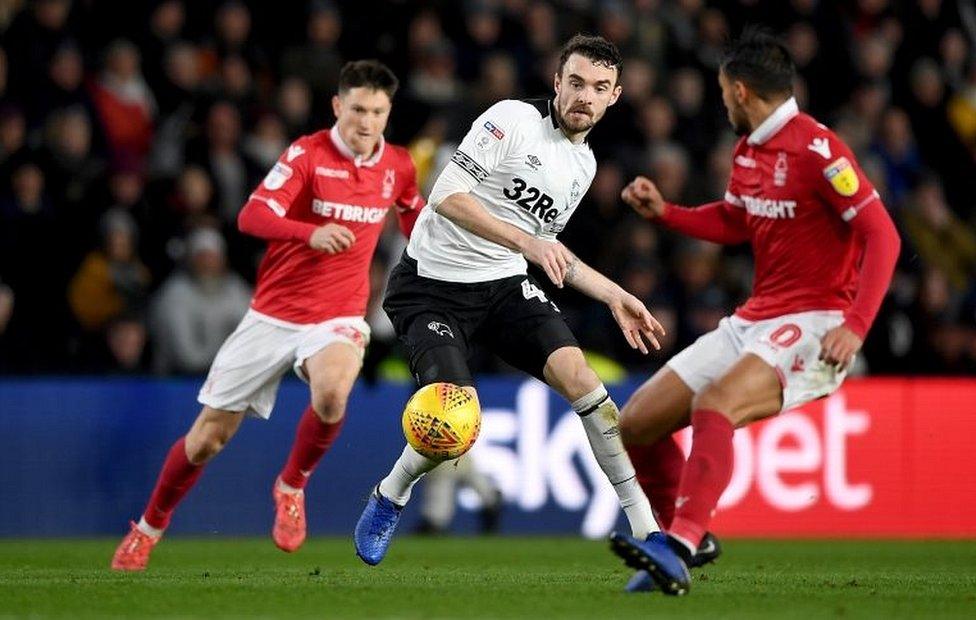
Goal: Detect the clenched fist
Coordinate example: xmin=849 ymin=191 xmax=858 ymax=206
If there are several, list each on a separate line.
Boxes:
xmin=309 ymin=223 xmax=356 ymax=254
xmin=621 ymin=176 xmax=665 ymax=219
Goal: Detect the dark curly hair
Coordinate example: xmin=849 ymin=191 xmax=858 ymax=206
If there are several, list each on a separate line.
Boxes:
xmin=557 ymin=34 xmax=623 ymax=83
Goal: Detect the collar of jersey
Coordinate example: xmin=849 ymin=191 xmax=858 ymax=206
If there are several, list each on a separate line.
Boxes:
xmin=329 ymin=125 xmax=385 ymax=167
xmin=747 ymin=97 xmax=798 ymax=146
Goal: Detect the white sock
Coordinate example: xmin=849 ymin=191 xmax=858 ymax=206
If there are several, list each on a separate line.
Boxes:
xmin=573 ymin=386 xmax=659 ymax=539
xmin=136 ymin=516 xmax=164 ymax=538
xmin=276 ymin=478 xmax=303 ymax=496
xmin=377 ymin=445 xmax=439 ymax=506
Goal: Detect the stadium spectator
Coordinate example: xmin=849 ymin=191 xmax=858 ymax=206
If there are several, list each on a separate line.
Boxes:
xmin=68 ymin=209 xmax=150 ymax=334
xmin=34 ymin=44 xmax=91 ymax=126
xmin=89 ymin=40 xmax=156 ymax=170
xmin=2 ymin=0 xmax=73 ymax=106
xmin=150 ymin=227 xmax=250 ymax=375
xmin=279 ymin=1 xmax=343 ymax=106
xmin=871 ymin=107 xmax=922 ymax=206
xmin=0 ymin=160 xmax=69 ymax=371
xmin=101 ymin=314 xmax=150 ymax=374
xmin=187 ymin=100 xmax=251 ymax=226
xmin=900 ymin=176 xmax=976 ymax=292
xmin=276 ymin=76 xmax=314 ymax=138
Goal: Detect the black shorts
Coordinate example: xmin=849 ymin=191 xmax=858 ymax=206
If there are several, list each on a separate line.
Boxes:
xmin=383 ymin=254 xmax=579 ymax=387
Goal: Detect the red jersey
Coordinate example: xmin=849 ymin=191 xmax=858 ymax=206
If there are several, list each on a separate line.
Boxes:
xmin=660 ymin=97 xmax=900 ymax=338
xmin=239 ymin=127 xmax=424 ymax=324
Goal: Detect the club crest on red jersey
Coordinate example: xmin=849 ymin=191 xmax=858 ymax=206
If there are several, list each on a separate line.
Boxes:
xmin=382 ymin=169 xmax=395 ymax=199
xmin=774 ymin=152 xmax=788 ymax=187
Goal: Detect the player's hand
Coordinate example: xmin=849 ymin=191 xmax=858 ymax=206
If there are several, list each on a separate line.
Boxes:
xmin=819 ymin=325 xmax=862 ymax=372
xmin=308 ymin=224 xmax=356 ymax=254
xmin=608 ymin=291 xmax=666 ymax=354
xmin=520 ymin=237 xmax=575 ymax=288
xmin=621 ymin=176 xmax=665 ymax=219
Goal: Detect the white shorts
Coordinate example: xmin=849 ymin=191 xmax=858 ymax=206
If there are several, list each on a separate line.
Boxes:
xmin=197 ymin=309 xmax=370 ymax=419
xmin=667 ymin=310 xmax=848 ymax=411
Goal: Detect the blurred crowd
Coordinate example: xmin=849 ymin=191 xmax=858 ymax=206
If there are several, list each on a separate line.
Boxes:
xmin=0 ymin=0 xmax=974 ymax=377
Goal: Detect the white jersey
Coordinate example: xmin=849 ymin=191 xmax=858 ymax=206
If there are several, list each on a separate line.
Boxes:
xmin=407 ymin=98 xmax=596 ymax=282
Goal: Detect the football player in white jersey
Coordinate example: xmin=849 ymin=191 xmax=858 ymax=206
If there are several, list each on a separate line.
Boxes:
xmin=354 ymin=35 xmax=667 ymax=566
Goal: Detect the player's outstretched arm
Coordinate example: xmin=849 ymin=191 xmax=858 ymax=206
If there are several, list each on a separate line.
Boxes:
xmin=435 ymin=192 xmax=576 ymax=287
xmin=622 ymin=176 xmax=750 ymax=245
xmin=561 ymin=253 xmax=666 ymax=354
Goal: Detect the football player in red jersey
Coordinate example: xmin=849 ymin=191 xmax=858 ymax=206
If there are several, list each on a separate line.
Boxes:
xmin=609 ymin=28 xmax=901 ymax=595
xmin=111 ymin=60 xmax=425 ymax=571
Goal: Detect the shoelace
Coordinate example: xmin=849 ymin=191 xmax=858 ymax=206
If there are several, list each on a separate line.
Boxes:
xmin=124 ymin=531 xmax=147 ymax=554
xmin=281 ymin=496 xmax=302 ymax=523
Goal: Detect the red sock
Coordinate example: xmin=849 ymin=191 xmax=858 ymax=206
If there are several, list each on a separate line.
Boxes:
xmin=279 ymin=405 xmax=345 ymax=490
xmin=669 ymin=409 xmax=734 ymax=549
xmin=627 ymin=435 xmax=685 ymax=529
xmin=142 ymin=437 xmax=204 ymax=530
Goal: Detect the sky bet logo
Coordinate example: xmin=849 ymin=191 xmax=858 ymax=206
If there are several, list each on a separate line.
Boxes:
xmin=457 ymin=381 xmax=873 ymax=538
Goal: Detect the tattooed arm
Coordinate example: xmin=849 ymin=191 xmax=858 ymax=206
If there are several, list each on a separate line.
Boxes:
xmin=561 ymin=251 xmax=665 ymax=354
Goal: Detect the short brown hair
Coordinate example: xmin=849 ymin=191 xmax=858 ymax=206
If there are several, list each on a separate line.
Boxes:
xmin=557 ymin=34 xmax=623 ymax=82
xmin=338 ymin=60 xmax=399 ymax=98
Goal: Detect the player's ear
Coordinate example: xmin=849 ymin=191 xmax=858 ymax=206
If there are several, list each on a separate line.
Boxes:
xmin=553 ymin=71 xmax=562 ymax=95
xmin=608 ymin=84 xmax=622 ymax=106
xmin=331 ymin=94 xmax=342 ymax=120
xmin=734 ymin=80 xmax=749 ymax=106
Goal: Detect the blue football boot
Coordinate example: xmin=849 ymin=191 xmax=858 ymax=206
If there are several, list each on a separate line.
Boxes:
xmin=354 ymin=487 xmax=403 ymax=566
xmin=624 ymin=532 xmax=722 ymax=593
xmin=610 ymin=531 xmax=691 ymax=596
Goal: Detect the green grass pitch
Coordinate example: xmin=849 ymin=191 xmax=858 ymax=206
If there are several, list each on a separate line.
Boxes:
xmin=1 ymin=537 xmax=975 ymax=618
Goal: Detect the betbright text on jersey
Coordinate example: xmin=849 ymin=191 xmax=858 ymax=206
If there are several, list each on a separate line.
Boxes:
xmin=724 ymin=97 xmax=881 ymax=320
xmin=246 ymin=126 xmax=424 ymax=324
xmin=408 ymin=99 xmax=596 ymax=283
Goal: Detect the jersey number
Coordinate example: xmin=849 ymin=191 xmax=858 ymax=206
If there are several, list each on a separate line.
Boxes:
xmin=504 ymin=177 xmax=558 ymax=223
xmin=768 ymin=324 xmax=802 ymax=348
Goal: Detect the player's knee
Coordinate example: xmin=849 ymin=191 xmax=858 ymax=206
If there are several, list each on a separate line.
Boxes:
xmin=545 ymin=350 xmax=600 ymax=400
xmin=311 ymin=383 xmax=347 ymax=424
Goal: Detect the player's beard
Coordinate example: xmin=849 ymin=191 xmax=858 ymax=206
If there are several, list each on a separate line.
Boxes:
xmin=729 ymin=104 xmax=751 ymax=136
xmin=556 ymin=104 xmax=598 ymax=135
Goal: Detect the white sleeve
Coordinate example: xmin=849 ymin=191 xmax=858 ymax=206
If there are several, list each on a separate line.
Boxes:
xmin=428 ymin=100 xmax=529 ymax=206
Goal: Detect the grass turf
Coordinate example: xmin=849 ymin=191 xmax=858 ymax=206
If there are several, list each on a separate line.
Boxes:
xmin=1 ymin=537 xmax=974 ymax=618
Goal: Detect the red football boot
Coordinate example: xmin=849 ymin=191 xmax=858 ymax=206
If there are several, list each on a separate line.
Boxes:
xmin=111 ymin=521 xmax=160 ymax=571
xmin=272 ymin=479 xmax=307 ymax=552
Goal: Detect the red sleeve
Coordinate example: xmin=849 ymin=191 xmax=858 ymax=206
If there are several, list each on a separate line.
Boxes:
xmin=842 ymin=201 xmax=901 ymax=339
xmin=237 ymin=136 xmax=316 ymax=243
xmin=658 ymin=200 xmax=751 ymax=244
xmin=394 ymin=156 xmax=426 ymax=238
xmin=237 ymin=198 xmax=317 ymax=243
xmin=810 ymin=131 xmax=880 ymax=222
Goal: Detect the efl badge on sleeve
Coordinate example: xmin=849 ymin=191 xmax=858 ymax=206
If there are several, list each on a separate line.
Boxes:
xmin=263 ymin=162 xmax=293 ymax=190
xmin=823 ymin=157 xmax=859 ymax=197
